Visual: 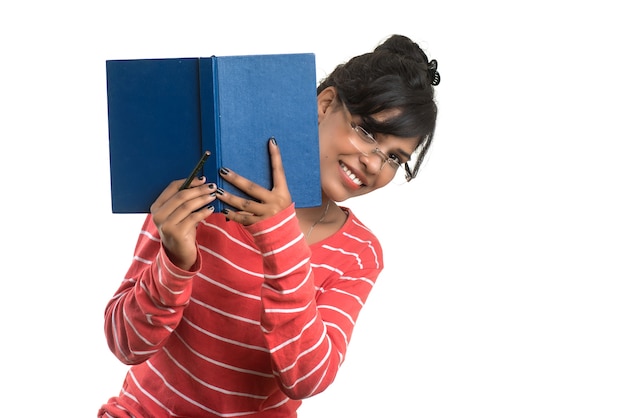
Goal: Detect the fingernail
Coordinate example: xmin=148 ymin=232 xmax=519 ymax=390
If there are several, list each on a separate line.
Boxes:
xmin=219 ymin=167 xmax=230 ymax=175
xmin=207 ymin=183 xmax=216 ymax=189
xmin=215 ymin=188 xmax=225 ymax=195
xmin=270 ymin=137 xmax=277 ymax=145
xmin=207 ymin=205 xmax=215 ymax=211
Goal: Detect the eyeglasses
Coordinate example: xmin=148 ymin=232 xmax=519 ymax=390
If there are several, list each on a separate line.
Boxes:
xmin=343 ymin=103 xmax=424 ymax=182
xmin=348 ymin=122 xmax=402 ymax=174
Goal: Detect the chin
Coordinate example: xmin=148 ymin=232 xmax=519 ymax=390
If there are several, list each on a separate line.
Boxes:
xmin=328 ymin=186 xmax=370 ymax=203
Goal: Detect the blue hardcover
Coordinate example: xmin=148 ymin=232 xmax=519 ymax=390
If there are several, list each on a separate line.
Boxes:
xmin=106 ymin=53 xmax=321 ymax=213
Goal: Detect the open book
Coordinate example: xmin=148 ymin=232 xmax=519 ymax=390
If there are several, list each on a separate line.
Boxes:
xmin=106 ymin=53 xmax=321 ymax=213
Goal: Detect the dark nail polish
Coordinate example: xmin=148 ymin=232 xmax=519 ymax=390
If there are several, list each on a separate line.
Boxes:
xmin=219 ymin=167 xmax=230 ymax=175
xmin=270 ymin=137 xmax=277 ymax=145
xmin=221 ymin=208 xmax=230 ymax=215
xmin=215 ymin=188 xmax=225 ymax=195
xmin=208 ymin=183 xmax=216 ymax=189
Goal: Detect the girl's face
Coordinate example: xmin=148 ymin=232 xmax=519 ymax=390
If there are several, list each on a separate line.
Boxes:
xmin=316 ymin=88 xmax=420 ymax=202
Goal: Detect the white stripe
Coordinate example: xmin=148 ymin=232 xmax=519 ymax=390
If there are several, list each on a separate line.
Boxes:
xmin=162 ymin=347 xmax=268 ymax=399
xmin=281 ymin=336 xmax=332 ymax=390
xmin=261 ymin=235 xmax=301 ymax=257
xmin=325 ymin=321 xmax=349 ymax=348
xmin=122 ymin=307 xmax=158 ymax=348
xmin=156 ymin=255 xmax=187 ymax=296
xmin=198 ymin=272 xmax=261 ymax=301
xmin=198 ymin=245 xmax=264 ymax=279
xmin=279 ymin=324 xmax=327 ymax=373
xmin=172 ymin=331 xmax=274 ymax=378
xmin=128 ymin=368 xmax=182 ymax=417
xmin=341 ymin=275 xmax=375 ymax=287
xmin=201 ymin=221 xmax=261 ymax=254
xmin=261 ymin=269 xmax=311 ymax=295
xmin=251 ymin=211 xmax=296 ymax=236
xmin=326 ymin=287 xmax=365 ymax=306
xmin=304 ymin=359 xmax=332 ymax=397
xmin=343 ymin=231 xmax=381 ymax=269
xmin=110 ymin=294 xmax=131 ymax=363
xmin=311 ymin=263 xmax=344 ymax=276
xmin=350 ymin=217 xmax=373 ymax=233
xmin=139 ymin=229 xmax=160 ymax=242
xmin=139 ymin=280 xmax=177 ymax=312
xmin=317 ymin=304 xmax=355 ymax=325
xmin=190 ymin=296 xmax=260 ymax=325
xmin=269 ymin=316 xmax=317 ymax=353
xmin=321 ymin=244 xmax=363 ymax=269
xmin=265 ymin=300 xmax=311 ymax=314
xmin=264 ymin=257 xmax=309 ymax=280
xmin=181 ymin=315 xmax=268 ymax=352
xmin=143 ymin=361 xmax=260 ymax=417
xmin=162 ymin=253 xmax=196 ymax=280
xmin=133 ymin=255 xmax=153 ymax=265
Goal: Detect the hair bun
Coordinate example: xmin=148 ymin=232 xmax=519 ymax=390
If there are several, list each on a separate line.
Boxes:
xmin=376 ymin=35 xmax=441 ymax=87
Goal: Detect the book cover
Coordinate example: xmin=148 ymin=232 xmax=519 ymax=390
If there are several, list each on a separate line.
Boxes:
xmin=106 ymin=53 xmax=321 ymax=213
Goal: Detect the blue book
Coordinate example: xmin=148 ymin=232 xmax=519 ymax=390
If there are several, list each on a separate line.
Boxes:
xmin=106 ymin=53 xmax=321 ymax=213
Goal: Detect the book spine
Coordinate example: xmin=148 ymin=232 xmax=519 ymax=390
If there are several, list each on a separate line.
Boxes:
xmin=198 ymin=57 xmax=223 ymax=212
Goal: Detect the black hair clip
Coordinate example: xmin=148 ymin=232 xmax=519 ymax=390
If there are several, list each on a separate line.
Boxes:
xmin=428 ymin=59 xmax=440 ymax=86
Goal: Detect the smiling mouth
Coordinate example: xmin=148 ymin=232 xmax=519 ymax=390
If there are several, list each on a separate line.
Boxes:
xmin=340 ymin=162 xmax=364 ymax=187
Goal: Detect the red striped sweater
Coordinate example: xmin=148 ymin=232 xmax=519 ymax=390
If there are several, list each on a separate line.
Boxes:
xmin=99 ymin=203 xmax=383 ymax=418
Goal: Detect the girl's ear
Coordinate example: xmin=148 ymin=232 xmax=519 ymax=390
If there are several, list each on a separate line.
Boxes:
xmin=317 ymin=87 xmax=338 ymax=122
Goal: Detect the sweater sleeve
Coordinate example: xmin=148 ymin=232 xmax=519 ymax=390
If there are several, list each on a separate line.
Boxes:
xmin=246 ymin=204 xmax=382 ymax=399
xmin=103 ymin=215 xmax=200 ymax=365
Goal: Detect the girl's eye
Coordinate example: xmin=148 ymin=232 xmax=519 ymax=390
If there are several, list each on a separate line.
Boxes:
xmin=388 ymin=153 xmax=403 ymax=165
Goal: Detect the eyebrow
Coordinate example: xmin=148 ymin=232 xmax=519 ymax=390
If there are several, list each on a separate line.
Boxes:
xmin=381 ymin=140 xmax=414 ymax=162
xmin=350 ymin=109 xmax=415 ymax=162
xmin=396 ymin=147 xmax=413 ymax=161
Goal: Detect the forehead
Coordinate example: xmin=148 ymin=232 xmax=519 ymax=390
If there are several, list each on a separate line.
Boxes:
xmin=362 ymin=110 xmax=422 ymax=150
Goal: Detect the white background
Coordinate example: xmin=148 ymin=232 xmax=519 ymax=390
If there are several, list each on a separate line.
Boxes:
xmin=1 ymin=1 xmax=624 ymax=417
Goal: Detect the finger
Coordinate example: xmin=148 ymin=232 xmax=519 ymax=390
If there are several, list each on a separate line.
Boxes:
xmin=178 ymin=204 xmax=216 ymax=228
xmin=152 ymin=180 xmax=216 ymax=224
xmin=221 ymin=208 xmax=257 ymax=226
xmin=151 ymin=179 xmax=184 ymax=213
xmin=214 ymin=185 xmax=264 ymax=215
xmin=268 ymin=137 xmax=288 ymax=191
xmin=178 ymin=175 xmax=208 ymax=191
xmin=218 ymin=168 xmax=271 ymax=208
xmin=152 ymin=177 xmax=207 ymax=210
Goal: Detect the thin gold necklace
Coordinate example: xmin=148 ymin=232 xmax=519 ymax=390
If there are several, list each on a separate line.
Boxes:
xmin=306 ymin=200 xmax=331 ymax=239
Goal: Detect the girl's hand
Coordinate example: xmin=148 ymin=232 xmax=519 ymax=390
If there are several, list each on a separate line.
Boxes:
xmin=216 ymin=138 xmax=292 ymax=226
xmin=150 ymin=177 xmax=217 ymax=270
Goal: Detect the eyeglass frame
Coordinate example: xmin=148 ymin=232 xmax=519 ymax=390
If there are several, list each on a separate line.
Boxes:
xmin=342 ymin=103 xmax=422 ymax=182
xmin=348 ymin=121 xmax=403 ymax=173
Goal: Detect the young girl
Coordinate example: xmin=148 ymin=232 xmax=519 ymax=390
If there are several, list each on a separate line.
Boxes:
xmin=99 ymin=34 xmax=440 ymax=418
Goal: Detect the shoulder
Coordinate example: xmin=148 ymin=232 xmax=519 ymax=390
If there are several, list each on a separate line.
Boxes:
xmin=340 ymin=207 xmax=382 ymax=248
xmin=312 ymin=207 xmax=384 ymax=271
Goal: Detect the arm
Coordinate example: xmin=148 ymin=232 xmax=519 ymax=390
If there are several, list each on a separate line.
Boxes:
xmin=218 ymin=139 xmax=382 ymax=398
xmin=103 ymin=214 xmax=200 ymax=364
xmin=247 ymin=206 xmax=382 ymax=398
xmin=104 ymin=176 xmax=216 ymax=364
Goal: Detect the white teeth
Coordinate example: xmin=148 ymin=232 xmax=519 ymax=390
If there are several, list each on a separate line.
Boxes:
xmin=340 ymin=162 xmax=363 ymax=186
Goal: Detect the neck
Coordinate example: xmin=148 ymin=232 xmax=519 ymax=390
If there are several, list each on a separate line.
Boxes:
xmin=297 ymin=198 xmax=334 ymax=239
xmin=298 ymin=198 xmax=332 ymax=219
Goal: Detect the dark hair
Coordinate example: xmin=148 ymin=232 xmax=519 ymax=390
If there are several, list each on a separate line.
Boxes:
xmin=317 ymin=34 xmax=440 ymax=181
